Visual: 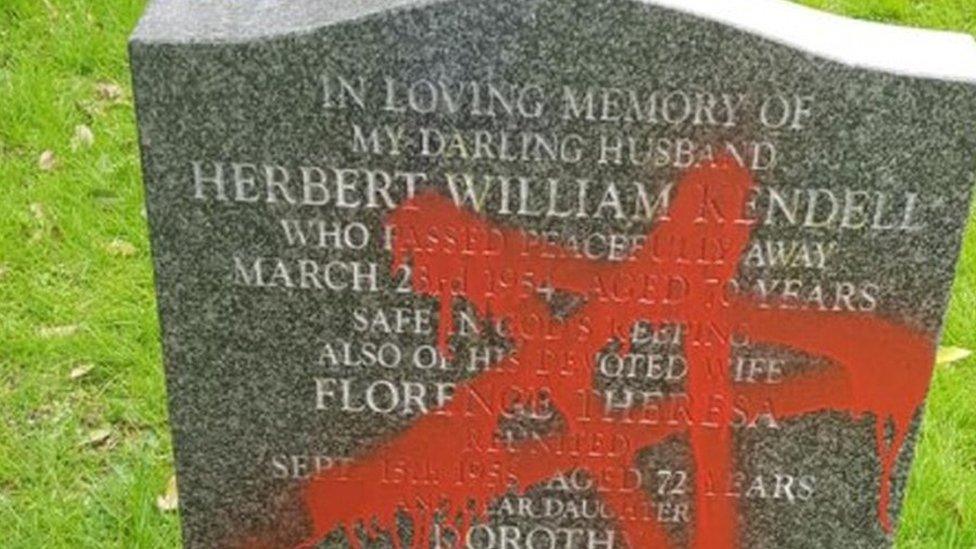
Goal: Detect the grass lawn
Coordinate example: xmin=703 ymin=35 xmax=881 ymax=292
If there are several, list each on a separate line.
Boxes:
xmin=1 ymin=0 xmax=975 ymax=547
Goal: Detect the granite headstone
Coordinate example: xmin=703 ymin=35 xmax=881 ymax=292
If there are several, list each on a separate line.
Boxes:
xmin=130 ymin=0 xmax=976 ymax=547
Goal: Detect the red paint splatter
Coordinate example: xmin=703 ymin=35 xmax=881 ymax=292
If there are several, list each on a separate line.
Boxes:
xmin=298 ymin=156 xmax=934 ymax=548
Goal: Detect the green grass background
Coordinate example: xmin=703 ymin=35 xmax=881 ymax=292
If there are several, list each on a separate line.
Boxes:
xmin=1 ymin=0 xmax=975 ymax=547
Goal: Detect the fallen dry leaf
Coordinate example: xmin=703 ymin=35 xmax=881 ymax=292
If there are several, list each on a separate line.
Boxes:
xmin=77 ymin=99 xmax=106 ymax=119
xmin=106 ymin=239 xmax=137 ymax=257
xmin=936 ymin=346 xmax=972 ymax=366
xmin=156 ymin=475 xmax=179 ymax=512
xmin=80 ymin=427 xmax=112 ymax=448
xmin=38 ymin=150 xmax=57 ymax=171
xmin=69 ymin=363 xmax=95 ymax=380
xmin=38 ymin=324 xmax=79 ymax=338
xmin=29 ymin=202 xmax=45 ymax=222
xmin=41 ymin=0 xmax=59 ymax=18
xmin=95 ymin=81 xmax=123 ymax=102
xmin=72 ymin=124 xmax=95 ymax=149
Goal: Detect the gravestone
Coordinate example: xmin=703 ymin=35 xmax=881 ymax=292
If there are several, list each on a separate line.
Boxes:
xmin=129 ymin=0 xmax=976 ymax=547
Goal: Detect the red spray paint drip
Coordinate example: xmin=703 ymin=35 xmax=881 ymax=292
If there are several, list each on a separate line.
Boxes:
xmin=297 ymin=156 xmax=934 ymax=548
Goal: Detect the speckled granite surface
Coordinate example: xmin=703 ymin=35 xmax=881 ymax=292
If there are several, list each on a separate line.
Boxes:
xmin=130 ymin=1 xmax=976 ymax=547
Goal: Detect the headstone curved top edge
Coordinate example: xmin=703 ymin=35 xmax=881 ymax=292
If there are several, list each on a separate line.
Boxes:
xmin=129 ymin=0 xmax=976 ymax=84
xmin=648 ymin=0 xmax=976 ymax=83
xmin=129 ymin=0 xmax=448 ymax=45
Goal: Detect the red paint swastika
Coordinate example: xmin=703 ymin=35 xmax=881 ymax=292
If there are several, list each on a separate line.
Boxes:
xmin=300 ymin=157 xmax=934 ymax=548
